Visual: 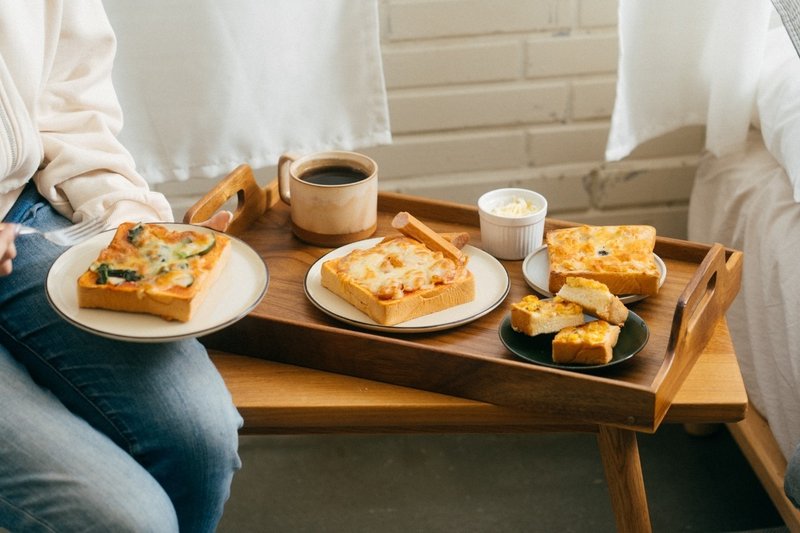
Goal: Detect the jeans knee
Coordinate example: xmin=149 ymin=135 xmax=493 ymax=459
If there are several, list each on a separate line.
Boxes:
xmin=147 ymin=385 xmax=242 ymax=528
xmin=142 ymin=342 xmax=242 ymax=482
xmin=176 ymin=389 xmax=242 ymax=471
xmin=142 ymin=396 xmax=241 ymax=531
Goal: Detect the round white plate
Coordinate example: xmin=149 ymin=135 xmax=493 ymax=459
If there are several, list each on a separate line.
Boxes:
xmin=521 ymin=245 xmax=667 ymax=304
xmin=304 ymin=238 xmax=510 ymax=333
xmin=46 ymin=224 xmax=268 ymax=343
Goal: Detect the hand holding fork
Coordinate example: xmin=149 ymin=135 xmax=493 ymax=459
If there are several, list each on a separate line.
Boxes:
xmin=0 ymin=216 xmax=105 ymax=276
xmin=11 ymin=216 xmax=106 ymax=246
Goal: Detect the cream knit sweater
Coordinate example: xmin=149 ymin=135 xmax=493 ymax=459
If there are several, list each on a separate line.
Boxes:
xmin=0 ymin=1 xmax=172 ymax=226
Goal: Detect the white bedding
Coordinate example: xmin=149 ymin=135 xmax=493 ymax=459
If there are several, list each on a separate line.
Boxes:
xmin=689 ymin=131 xmax=800 ymax=460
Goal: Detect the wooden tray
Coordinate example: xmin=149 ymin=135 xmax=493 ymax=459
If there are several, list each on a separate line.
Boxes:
xmin=187 ymin=165 xmax=743 ymax=433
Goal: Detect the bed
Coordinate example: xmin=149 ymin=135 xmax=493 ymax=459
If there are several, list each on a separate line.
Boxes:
xmin=689 ymin=130 xmax=800 ymax=527
xmin=686 ymin=24 xmax=800 ymax=527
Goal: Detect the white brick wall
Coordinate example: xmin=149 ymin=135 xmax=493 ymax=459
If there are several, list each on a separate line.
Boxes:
xmin=157 ymin=0 xmax=704 ymax=239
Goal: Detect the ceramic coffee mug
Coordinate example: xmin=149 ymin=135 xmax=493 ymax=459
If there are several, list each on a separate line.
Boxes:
xmin=278 ymin=151 xmax=378 ymax=247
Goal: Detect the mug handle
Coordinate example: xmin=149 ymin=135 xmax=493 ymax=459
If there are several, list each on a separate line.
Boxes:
xmin=278 ymin=152 xmax=300 ymax=205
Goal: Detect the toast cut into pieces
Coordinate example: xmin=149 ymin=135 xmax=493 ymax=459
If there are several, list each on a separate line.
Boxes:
xmin=509 ymin=295 xmax=584 ymax=337
xmin=552 ymin=320 xmax=620 ymax=365
xmin=320 ymin=235 xmax=475 ymax=326
xmin=556 ymin=276 xmax=629 ymax=326
xmin=77 ymin=222 xmax=231 ymax=322
xmin=546 ymin=225 xmax=660 ymax=296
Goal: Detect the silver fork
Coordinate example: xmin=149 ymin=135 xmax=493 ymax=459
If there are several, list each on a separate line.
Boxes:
xmin=13 ymin=216 xmax=106 ymax=246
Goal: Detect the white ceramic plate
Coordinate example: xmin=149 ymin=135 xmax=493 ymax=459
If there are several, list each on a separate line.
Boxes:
xmin=304 ymin=238 xmax=510 ymax=333
xmin=521 ymin=245 xmax=667 ymax=304
xmin=46 ymin=224 xmax=268 ymax=343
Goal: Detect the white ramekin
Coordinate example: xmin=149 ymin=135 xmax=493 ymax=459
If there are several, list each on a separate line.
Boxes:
xmin=478 ymin=188 xmax=548 ymax=260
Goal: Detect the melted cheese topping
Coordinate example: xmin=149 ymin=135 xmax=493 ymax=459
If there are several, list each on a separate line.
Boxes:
xmin=564 ymin=276 xmax=610 ymax=293
xmin=90 ymin=223 xmax=217 ymax=291
xmin=332 ymin=237 xmax=466 ymax=300
xmin=512 ymin=295 xmax=582 ymax=317
xmin=546 ymin=225 xmax=659 ymax=274
xmin=555 ymin=320 xmax=612 ymax=345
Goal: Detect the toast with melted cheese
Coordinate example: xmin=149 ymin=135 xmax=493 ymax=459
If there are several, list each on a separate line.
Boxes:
xmin=77 ymin=222 xmax=231 ymax=322
xmin=552 ymin=319 xmax=620 ymax=365
xmin=320 ymin=235 xmax=475 ymax=326
xmin=546 ymin=225 xmax=660 ymax=296
xmin=509 ymin=295 xmax=584 ymax=337
xmin=556 ymin=276 xmax=628 ymax=326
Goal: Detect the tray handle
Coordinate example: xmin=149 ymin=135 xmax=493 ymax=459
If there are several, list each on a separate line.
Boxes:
xmin=666 ymin=242 xmax=743 ymax=363
xmin=183 ymin=164 xmax=279 ymax=235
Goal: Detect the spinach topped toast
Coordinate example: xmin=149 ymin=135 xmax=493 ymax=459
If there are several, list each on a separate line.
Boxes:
xmin=77 ymin=222 xmax=230 ymax=322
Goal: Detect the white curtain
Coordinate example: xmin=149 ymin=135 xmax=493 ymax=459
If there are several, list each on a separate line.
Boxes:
xmin=606 ymin=0 xmax=773 ymax=162
xmin=103 ymin=1 xmax=391 ymax=183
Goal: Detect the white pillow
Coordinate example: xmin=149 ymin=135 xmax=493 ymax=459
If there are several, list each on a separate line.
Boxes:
xmin=757 ymin=27 xmax=800 ymax=202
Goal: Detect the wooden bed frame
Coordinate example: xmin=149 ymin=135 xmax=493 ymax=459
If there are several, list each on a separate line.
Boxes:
xmin=727 ymin=408 xmax=800 ymax=531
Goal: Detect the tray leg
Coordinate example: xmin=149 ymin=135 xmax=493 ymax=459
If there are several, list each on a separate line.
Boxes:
xmin=597 ymin=425 xmax=652 ymax=533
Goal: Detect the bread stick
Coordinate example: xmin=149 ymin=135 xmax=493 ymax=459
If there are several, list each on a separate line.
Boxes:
xmin=381 ymin=231 xmax=470 ymax=249
xmin=391 ymin=212 xmax=465 ymax=264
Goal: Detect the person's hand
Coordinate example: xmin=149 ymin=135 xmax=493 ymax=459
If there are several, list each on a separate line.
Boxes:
xmin=196 ymin=210 xmax=233 ymax=232
xmin=0 ymin=224 xmax=18 ymax=276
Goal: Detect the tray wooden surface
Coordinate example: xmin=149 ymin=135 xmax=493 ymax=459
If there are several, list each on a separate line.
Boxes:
xmin=189 ymin=165 xmax=743 ymax=433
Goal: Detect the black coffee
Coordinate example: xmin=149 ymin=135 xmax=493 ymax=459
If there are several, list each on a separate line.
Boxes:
xmin=300 ymin=166 xmax=368 ymax=186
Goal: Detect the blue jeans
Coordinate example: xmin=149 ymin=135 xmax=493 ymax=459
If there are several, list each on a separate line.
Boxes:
xmin=0 ymin=184 xmax=243 ymax=532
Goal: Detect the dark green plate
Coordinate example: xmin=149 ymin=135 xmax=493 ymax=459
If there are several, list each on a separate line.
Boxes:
xmin=498 ymin=311 xmax=649 ymax=371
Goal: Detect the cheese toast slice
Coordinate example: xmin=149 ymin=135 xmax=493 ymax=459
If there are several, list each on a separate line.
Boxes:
xmin=77 ymin=222 xmax=230 ymax=322
xmin=509 ymin=295 xmax=584 ymax=337
xmin=552 ymin=320 xmax=620 ymax=365
xmin=321 ymin=235 xmax=474 ymax=326
xmin=546 ymin=225 xmax=660 ymax=296
xmin=556 ymin=276 xmax=628 ymax=326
